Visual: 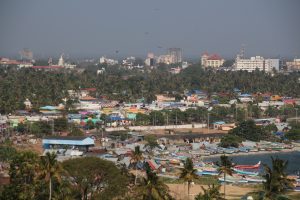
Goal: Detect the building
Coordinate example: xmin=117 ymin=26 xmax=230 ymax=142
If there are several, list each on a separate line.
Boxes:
xmin=286 ymin=58 xmax=300 ymax=71
xmin=56 ymin=54 xmax=76 ymax=69
xmin=145 ymin=52 xmax=155 ymax=67
xmin=155 ymin=94 xmax=176 ymax=102
xmin=42 ymin=136 xmax=95 ymax=151
xmin=201 ymin=53 xmax=225 ymax=68
xmin=99 ymin=56 xmax=118 ymax=65
xmin=157 ymin=54 xmax=173 ymax=65
xmin=157 ymin=48 xmax=182 ymax=65
xmin=168 ymin=48 xmax=182 ymax=63
xmin=122 ymin=56 xmax=135 ymax=68
xmin=235 ymin=56 xmax=279 ymax=72
xmin=0 ymin=57 xmax=33 ymax=68
xmin=58 ymin=55 xmax=64 ymax=66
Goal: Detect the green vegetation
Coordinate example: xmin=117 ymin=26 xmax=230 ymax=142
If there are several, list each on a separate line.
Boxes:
xmin=62 ymin=157 xmax=128 ymax=200
xmin=229 ymin=120 xmax=271 ymax=141
xmin=219 ymin=134 xmax=243 ymax=148
xmin=0 ymin=150 xmax=128 ymax=200
xmin=144 ymin=135 xmax=159 ymax=152
xmin=194 ymin=184 xmax=224 ymax=200
xmin=130 ymin=145 xmax=144 ymax=185
xmin=138 ymin=163 xmax=173 ymax=200
xmin=262 ymin=157 xmax=295 ymax=200
xmin=285 ymin=129 xmax=300 ymax=141
xmin=216 ymin=155 xmax=234 ymax=199
xmin=179 ymin=157 xmax=199 ymax=199
xmin=0 ymin=66 xmax=300 ymax=114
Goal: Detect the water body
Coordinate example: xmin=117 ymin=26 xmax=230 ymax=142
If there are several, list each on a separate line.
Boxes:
xmin=203 ymin=151 xmax=300 ymax=174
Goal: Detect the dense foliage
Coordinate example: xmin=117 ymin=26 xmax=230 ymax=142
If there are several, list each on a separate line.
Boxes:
xmin=0 ymin=65 xmax=300 ymax=114
xmin=229 ymin=120 xmax=271 ymax=141
xmin=219 ymin=134 xmax=243 ymax=148
xmin=0 ymin=150 xmax=128 ymax=200
xmin=262 ymin=157 xmax=294 ymax=199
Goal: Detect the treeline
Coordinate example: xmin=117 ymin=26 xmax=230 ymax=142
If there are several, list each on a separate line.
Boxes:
xmin=0 ymin=65 xmax=300 ymax=113
xmin=0 ymin=150 xmax=128 ymax=200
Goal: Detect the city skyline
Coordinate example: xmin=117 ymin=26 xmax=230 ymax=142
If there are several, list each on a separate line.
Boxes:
xmin=1 ymin=0 xmax=300 ymax=59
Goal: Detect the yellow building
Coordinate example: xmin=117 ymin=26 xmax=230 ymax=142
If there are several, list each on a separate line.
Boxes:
xmin=201 ymin=53 xmax=225 ymax=68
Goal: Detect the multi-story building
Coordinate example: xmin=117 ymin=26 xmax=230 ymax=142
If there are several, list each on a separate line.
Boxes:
xmin=99 ymin=56 xmax=118 ymax=65
xmin=144 ymin=52 xmax=155 ymax=67
xmin=168 ymin=48 xmax=182 ymax=63
xmin=235 ymin=56 xmax=279 ymax=72
xmin=201 ymin=53 xmax=225 ymax=68
xmin=286 ymin=58 xmax=300 ymax=71
xmin=157 ymin=54 xmax=173 ymax=65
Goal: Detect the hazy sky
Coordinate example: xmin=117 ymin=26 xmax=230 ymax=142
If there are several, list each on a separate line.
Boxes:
xmin=1 ymin=0 xmax=300 ymax=59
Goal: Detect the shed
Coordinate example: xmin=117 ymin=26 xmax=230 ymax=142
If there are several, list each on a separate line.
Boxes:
xmin=42 ymin=136 xmax=94 ymax=151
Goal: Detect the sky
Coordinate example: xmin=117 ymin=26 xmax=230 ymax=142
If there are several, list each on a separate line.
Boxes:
xmin=0 ymin=0 xmax=300 ymax=59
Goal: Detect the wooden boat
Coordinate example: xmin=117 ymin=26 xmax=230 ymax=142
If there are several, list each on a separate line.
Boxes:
xmin=235 ymin=161 xmax=261 ymax=170
xmin=233 ymin=168 xmax=259 ymax=176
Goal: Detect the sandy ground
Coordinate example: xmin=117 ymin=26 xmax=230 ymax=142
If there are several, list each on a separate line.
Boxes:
xmin=168 ymin=183 xmax=257 ymax=200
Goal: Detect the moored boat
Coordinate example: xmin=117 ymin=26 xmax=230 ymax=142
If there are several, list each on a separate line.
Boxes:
xmin=235 ymin=161 xmax=261 ymax=170
xmin=233 ymin=168 xmax=259 ymax=176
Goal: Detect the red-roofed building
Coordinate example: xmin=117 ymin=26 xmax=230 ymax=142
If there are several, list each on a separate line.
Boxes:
xmin=201 ymin=53 xmax=225 ymax=68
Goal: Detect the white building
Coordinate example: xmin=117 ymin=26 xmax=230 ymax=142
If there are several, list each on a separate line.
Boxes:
xmin=286 ymin=58 xmax=300 ymax=71
xmin=100 ymin=56 xmax=118 ymax=65
xmin=58 ymin=55 xmax=64 ymax=66
xmin=57 ymin=54 xmax=76 ymax=69
xmin=235 ymin=56 xmax=279 ymax=72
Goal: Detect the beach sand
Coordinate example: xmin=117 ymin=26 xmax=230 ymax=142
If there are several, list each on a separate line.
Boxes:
xmin=167 ymin=183 xmax=256 ymax=200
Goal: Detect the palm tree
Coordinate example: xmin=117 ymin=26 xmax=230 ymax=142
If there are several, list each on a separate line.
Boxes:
xmin=179 ymin=158 xmax=199 ymax=199
xmin=263 ymin=157 xmax=294 ymax=199
xmin=139 ymin=163 xmax=173 ymax=200
xmin=195 ymin=184 xmax=224 ymax=200
xmin=40 ymin=152 xmax=61 ymax=200
xmin=130 ymin=145 xmax=144 ymax=185
xmin=216 ymin=155 xmax=234 ymax=199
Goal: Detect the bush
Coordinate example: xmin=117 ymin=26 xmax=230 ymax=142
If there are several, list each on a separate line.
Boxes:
xmin=219 ymin=134 xmax=243 ymax=148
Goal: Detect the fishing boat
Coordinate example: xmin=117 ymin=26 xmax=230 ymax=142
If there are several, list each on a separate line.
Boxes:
xmin=235 ymin=161 xmax=261 ymax=170
xmin=218 ymin=176 xmax=248 ymax=183
xmin=245 ymin=176 xmax=265 ymax=183
xmin=197 ymin=171 xmax=219 ymax=176
xmin=233 ymin=168 xmax=259 ymax=176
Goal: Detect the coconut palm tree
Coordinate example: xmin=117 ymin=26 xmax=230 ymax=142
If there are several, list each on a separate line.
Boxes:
xmin=40 ymin=152 xmax=61 ymax=200
xmin=195 ymin=184 xmax=224 ymax=200
xmin=179 ymin=158 xmax=199 ymax=199
xmin=216 ymin=155 xmax=234 ymax=199
xmin=130 ymin=145 xmax=144 ymax=185
xmin=139 ymin=163 xmax=173 ymax=200
xmin=263 ymin=157 xmax=294 ymax=199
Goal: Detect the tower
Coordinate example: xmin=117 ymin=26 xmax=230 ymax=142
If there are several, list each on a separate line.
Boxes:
xmin=58 ymin=54 xmax=64 ymax=66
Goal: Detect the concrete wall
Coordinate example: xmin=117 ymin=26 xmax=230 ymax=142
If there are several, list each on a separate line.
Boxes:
xmin=105 ymin=123 xmax=207 ymax=132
